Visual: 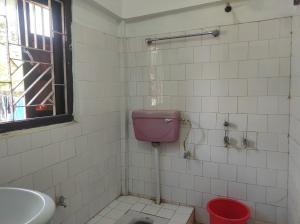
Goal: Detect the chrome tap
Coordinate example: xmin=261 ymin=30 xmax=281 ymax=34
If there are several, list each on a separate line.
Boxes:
xmin=56 ymin=196 xmax=67 ymax=208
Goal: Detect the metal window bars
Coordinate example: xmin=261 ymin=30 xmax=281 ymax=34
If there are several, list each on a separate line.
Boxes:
xmin=0 ymin=0 xmax=67 ymax=122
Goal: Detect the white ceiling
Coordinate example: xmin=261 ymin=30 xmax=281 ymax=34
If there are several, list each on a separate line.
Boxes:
xmin=121 ymin=0 xmax=222 ymax=19
xmin=91 ymin=0 xmax=222 ymax=19
xmin=91 ymin=0 xmax=123 ymax=17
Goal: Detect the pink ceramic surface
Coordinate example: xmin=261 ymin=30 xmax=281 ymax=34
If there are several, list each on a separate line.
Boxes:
xmin=132 ymin=110 xmax=180 ymax=143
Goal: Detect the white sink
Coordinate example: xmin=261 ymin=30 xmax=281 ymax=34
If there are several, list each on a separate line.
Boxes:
xmin=0 ymin=187 xmax=55 ymax=224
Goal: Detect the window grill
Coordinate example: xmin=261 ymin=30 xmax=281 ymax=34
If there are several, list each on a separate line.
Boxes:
xmin=0 ymin=0 xmax=72 ymax=129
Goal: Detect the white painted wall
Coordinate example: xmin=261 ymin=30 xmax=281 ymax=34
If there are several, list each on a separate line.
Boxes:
xmin=73 ymin=0 xmax=121 ymax=36
xmin=125 ymin=0 xmax=300 ymax=36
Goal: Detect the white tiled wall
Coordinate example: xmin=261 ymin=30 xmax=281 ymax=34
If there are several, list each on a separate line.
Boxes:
xmin=288 ymin=15 xmax=300 ymax=224
xmin=124 ymin=18 xmax=291 ymax=224
xmin=0 ymin=2 xmax=298 ymax=224
xmin=0 ymin=1 xmax=123 ymax=224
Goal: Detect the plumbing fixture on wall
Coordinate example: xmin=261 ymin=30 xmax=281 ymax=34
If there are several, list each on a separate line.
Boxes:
xmin=145 ymin=30 xmax=220 ymax=45
xmin=182 ymin=118 xmax=193 ymax=160
xmin=223 ymin=120 xmax=230 ymax=148
xmin=241 ymin=132 xmax=248 ymax=149
xmin=151 ymin=142 xmax=161 ymax=204
xmin=56 ymin=196 xmax=67 ymax=208
xmin=224 ymin=121 xmax=230 ymax=127
xmin=224 ymin=134 xmax=230 ymax=148
xmin=225 ymin=2 xmax=232 ymax=12
xmin=223 ymin=120 xmax=251 ymax=149
xmin=183 ymin=150 xmax=192 ymax=159
xmin=222 ymin=112 xmax=254 ymax=150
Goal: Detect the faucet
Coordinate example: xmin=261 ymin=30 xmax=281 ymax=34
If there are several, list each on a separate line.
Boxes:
xmin=56 ymin=196 xmax=67 ymax=208
xmin=183 ymin=150 xmax=192 ymax=159
xmin=224 ymin=120 xmax=230 ymax=148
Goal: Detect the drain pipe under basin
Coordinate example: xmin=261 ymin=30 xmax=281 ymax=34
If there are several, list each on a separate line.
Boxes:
xmin=152 ymin=142 xmax=161 ymax=204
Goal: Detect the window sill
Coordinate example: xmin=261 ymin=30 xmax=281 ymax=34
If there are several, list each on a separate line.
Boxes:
xmin=0 ymin=114 xmax=74 ymax=134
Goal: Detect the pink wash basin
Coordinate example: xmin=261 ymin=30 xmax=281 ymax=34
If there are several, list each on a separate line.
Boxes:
xmin=132 ymin=110 xmax=180 ymax=143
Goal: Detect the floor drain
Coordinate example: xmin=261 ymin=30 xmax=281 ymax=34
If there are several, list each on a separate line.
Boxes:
xmin=115 ymin=210 xmax=169 ymax=224
xmin=129 ymin=217 xmax=154 ymax=224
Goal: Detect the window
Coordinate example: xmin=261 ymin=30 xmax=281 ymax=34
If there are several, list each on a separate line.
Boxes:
xmin=0 ymin=0 xmax=73 ymax=132
xmin=29 ymin=2 xmax=50 ymax=37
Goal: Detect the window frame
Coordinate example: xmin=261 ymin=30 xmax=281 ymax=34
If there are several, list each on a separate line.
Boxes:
xmin=0 ymin=0 xmax=73 ymax=133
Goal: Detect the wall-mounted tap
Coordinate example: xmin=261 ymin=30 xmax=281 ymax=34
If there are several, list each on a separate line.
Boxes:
xmin=181 ymin=118 xmax=192 ymax=160
xmin=224 ymin=118 xmax=230 ymax=148
xmin=56 ymin=196 xmax=67 ymax=208
xmin=242 ymin=137 xmax=248 ymax=149
xmin=183 ymin=150 xmax=192 ymax=159
xmin=241 ymin=132 xmax=249 ymax=149
xmin=224 ymin=121 xmax=230 ymax=128
xmin=225 ymin=2 xmax=232 ymax=12
xmin=224 ymin=135 xmax=230 ymax=148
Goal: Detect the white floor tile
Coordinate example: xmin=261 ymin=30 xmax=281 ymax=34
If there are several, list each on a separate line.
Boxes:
xmin=99 ymin=207 xmax=112 ymax=216
xmin=139 ymin=197 xmax=155 ymax=205
xmin=87 ymin=215 xmax=102 ymax=224
xmin=176 ymin=206 xmax=194 ymax=215
xmin=172 ymin=213 xmax=191 ymax=223
xmin=87 ymin=196 xmax=194 ymax=224
xmin=161 ymin=203 xmax=179 ymax=211
xmin=143 ymin=205 xmax=161 ymax=215
xmin=131 ymin=202 xmax=146 ymax=211
xmin=105 ymin=209 xmax=126 ymax=220
xmin=118 ymin=196 xmax=140 ymax=204
xmin=157 ymin=208 xmax=175 ymax=219
xmin=97 ymin=217 xmax=116 ymax=224
xmin=108 ymin=200 xmax=120 ymax=209
xmin=115 ymin=201 xmax=132 ymax=211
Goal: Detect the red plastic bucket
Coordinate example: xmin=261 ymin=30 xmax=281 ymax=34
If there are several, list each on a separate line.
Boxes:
xmin=207 ymin=198 xmax=250 ymax=224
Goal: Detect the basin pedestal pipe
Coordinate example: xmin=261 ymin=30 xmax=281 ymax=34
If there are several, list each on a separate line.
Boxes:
xmin=152 ymin=142 xmax=161 ymax=204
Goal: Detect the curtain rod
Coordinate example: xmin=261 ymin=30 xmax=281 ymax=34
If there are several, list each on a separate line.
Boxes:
xmin=145 ymin=29 xmax=220 ymax=45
